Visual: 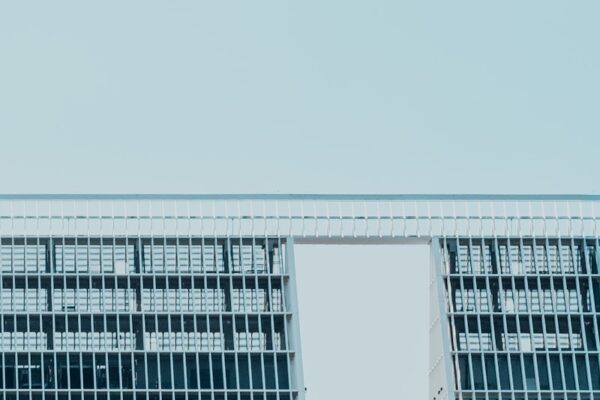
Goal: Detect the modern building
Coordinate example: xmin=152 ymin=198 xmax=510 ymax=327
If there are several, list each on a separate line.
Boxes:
xmin=0 ymin=194 xmax=598 ymax=400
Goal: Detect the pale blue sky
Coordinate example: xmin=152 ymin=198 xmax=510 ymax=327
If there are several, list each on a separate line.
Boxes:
xmin=1 ymin=2 xmax=599 ymax=398
xmin=1 ymin=2 xmax=599 ymax=194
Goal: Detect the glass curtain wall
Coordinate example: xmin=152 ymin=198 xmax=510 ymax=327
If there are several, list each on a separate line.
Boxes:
xmin=440 ymin=237 xmax=600 ymax=400
xmin=0 ymin=237 xmax=295 ymax=400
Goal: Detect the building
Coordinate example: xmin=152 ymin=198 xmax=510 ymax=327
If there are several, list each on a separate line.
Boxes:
xmin=0 ymin=194 xmax=598 ymax=400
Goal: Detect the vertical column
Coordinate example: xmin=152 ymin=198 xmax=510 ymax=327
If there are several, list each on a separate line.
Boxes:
xmin=429 ymin=238 xmax=455 ymax=400
xmin=283 ymin=238 xmax=305 ymax=400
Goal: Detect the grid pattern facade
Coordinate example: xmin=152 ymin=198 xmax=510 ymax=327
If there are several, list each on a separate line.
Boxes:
xmin=2 ymin=194 xmax=600 ymax=400
xmin=0 ymin=236 xmax=296 ymax=400
xmin=438 ymin=237 xmax=600 ymax=399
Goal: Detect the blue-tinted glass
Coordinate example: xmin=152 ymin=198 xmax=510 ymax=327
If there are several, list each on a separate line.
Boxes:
xmin=458 ymin=355 xmax=471 ymax=390
xmin=536 ymin=355 xmax=550 ymax=390
xmin=484 ymin=355 xmax=497 ymax=390
xmin=575 ymin=355 xmax=589 ymax=390
xmin=549 ymin=355 xmax=563 ymax=391
xmin=497 ymin=355 xmax=511 ymax=390
xmin=562 ymin=355 xmax=576 ymax=390
xmin=472 ymin=355 xmax=485 ymax=390
xmin=510 ymin=356 xmax=523 ymax=390
xmin=589 ymin=354 xmax=600 ymax=390
xmin=523 ymin=355 xmax=536 ymax=390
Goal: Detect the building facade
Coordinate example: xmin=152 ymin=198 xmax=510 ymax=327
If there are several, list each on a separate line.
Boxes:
xmin=0 ymin=194 xmax=598 ymax=400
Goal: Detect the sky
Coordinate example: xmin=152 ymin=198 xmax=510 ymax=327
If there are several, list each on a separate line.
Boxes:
xmin=295 ymin=244 xmax=429 ymax=399
xmin=1 ymin=1 xmax=599 ymax=398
